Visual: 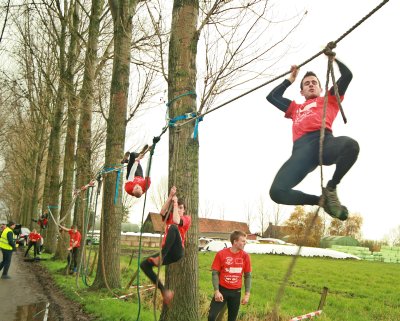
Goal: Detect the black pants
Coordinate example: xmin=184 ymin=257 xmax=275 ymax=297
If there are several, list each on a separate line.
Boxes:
xmin=25 ymin=241 xmax=39 ymax=257
xmin=140 ymin=224 xmax=184 ymax=292
xmin=0 ymin=249 xmax=13 ymax=276
xmin=126 ymin=152 xmax=143 ymax=180
xmin=67 ymin=247 xmax=79 ymax=271
xmin=270 ymin=130 xmax=359 ymax=205
xmin=208 ymin=286 xmax=242 ymax=321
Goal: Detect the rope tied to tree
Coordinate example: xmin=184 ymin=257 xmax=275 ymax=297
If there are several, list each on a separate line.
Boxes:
xmin=166 ymin=90 xmax=197 ymax=107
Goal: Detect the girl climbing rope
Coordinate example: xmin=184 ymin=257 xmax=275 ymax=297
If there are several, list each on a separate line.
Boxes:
xmin=121 ymin=144 xmax=152 ymax=198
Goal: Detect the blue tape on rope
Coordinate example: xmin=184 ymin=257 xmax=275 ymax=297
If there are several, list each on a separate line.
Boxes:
xmin=47 ymin=205 xmax=59 ymax=208
xmin=101 ymin=166 xmax=120 ymax=174
xmin=114 ymin=169 xmax=121 ymax=204
xmin=192 ymin=116 xmax=204 ymax=139
xmin=168 ymin=112 xmax=197 ymax=127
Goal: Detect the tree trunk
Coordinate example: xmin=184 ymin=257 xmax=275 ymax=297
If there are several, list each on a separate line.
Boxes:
xmin=92 ymin=0 xmax=137 ymax=289
xmin=56 ymin=0 xmax=81 ymax=261
xmin=160 ymin=1 xmax=200 ymax=320
xmin=43 ymin=15 xmax=67 ymax=254
xmin=30 ymin=126 xmax=47 ymax=230
xmin=75 ymin=0 xmax=104 ymax=279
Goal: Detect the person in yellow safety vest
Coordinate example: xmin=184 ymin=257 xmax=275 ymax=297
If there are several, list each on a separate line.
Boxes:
xmin=0 ymin=221 xmax=17 ymax=279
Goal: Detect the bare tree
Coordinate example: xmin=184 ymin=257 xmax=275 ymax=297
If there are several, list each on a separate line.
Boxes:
xmin=383 ymin=225 xmax=400 ymax=246
xmin=56 ymin=0 xmax=81 ymax=260
xmin=199 ymin=199 xmax=215 ymax=219
xmin=256 ymin=196 xmax=269 ymax=235
xmin=91 ymin=0 xmax=138 ymax=289
xmin=244 ymin=200 xmax=254 ymax=231
xmin=160 ymin=1 xmax=200 ymax=319
xmin=272 ymin=203 xmax=283 ymax=226
xmin=92 ymin=0 xmax=162 ymax=290
xmin=37 ymin=0 xmax=71 ymax=254
xmin=73 ymin=0 xmax=107 ymax=274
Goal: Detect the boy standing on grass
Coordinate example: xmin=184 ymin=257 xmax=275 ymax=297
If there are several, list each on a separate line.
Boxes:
xmin=208 ymin=230 xmax=252 ymax=321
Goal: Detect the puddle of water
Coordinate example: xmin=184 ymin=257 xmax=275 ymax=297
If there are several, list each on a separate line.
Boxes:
xmin=14 ymin=302 xmax=57 ymax=321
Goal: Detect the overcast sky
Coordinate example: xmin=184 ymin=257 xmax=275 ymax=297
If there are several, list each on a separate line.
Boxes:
xmin=125 ymin=0 xmax=399 ymax=241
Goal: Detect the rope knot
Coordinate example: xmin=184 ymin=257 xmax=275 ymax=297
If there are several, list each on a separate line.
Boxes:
xmin=323 ymin=41 xmax=336 ymax=58
xmin=326 ymin=41 xmax=336 ymax=49
xmin=323 ymin=48 xmax=336 ymax=58
xmin=153 ymin=136 xmax=161 ymax=144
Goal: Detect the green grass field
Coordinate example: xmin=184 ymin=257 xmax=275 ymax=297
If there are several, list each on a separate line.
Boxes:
xmin=41 ymin=251 xmax=400 ymax=321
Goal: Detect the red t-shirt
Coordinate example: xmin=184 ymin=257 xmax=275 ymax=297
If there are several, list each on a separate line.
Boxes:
xmin=285 ymin=94 xmax=344 ymax=141
xmin=28 ymin=232 xmax=42 ymax=242
xmin=125 ymin=177 xmax=151 ymax=196
xmin=212 ymin=247 xmax=252 ymax=290
xmin=39 ymin=218 xmax=48 ymax=228
xmin=68 ymin=230 xmax=81 ymax=248
xmin=161 ymin=214 xmax=191 ymax=248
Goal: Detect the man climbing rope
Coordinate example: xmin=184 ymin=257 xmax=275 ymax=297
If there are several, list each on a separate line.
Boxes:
xmin=121 ymin=144 xmax=151 ymax=198
xmin=24 ymin=228 xmax=41 ymax=259
xmin=59 ymin=224 xmax=81 ymax=274
xmin=140 ymin=186 xmax=191 ymax=305
xmin=266 ymin=55 xmax=359 ymax=220
xmin=207 ymin=230 xmax=252 ymax=321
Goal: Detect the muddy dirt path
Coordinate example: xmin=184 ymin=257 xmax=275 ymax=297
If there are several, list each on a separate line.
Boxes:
xmin=0 ymin=249 xmax=95 ymax=321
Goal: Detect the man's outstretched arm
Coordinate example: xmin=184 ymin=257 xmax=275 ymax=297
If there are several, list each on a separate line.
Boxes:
xmin=331 ymin=58 xmax=353 ymax=96
xmin=266 ymin=65 xmax=298 ymax=112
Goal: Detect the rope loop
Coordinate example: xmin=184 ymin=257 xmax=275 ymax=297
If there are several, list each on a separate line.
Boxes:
xmin=166 ymin=90 xmax=196 ymax=107
xmin=323 ymin=48 xmax=336 ymax=58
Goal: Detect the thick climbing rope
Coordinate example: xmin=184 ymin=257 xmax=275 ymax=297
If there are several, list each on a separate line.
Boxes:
xmin=151 ymin=129 xmax=182 ymax=321
xmin=82 ymin=183 xmax=99 ymax=286
xmin=81 ymin=175 xmax=102 ymax=287
xmin=75 ymin=185 xmax=94 ymax=287
xmin=176 ymin=0 xmax=389 ymax=129
xmin=133 ymin=136 xmax=163 ymax=321
xmin=77 ymin=184 xmax=98 ymax=287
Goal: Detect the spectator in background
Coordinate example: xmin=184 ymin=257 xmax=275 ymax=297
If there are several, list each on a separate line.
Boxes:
xmin=24 ymin=229 xmax=41 ymax=259
xmin=0 ymin=221 xmax=17 ymax=279
xmin=59 ymin=224 xmax=81 ymax=274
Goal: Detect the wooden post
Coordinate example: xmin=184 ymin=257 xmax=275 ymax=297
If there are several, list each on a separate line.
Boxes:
xmin=318 ymin=287 xmax=329 ymax=310
xmin=126 ymin=268 xmax=139 ymax=289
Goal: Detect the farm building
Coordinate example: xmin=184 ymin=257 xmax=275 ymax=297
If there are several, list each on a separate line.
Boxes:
xmin=142 ymin=213 xmax=254 ymax=240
